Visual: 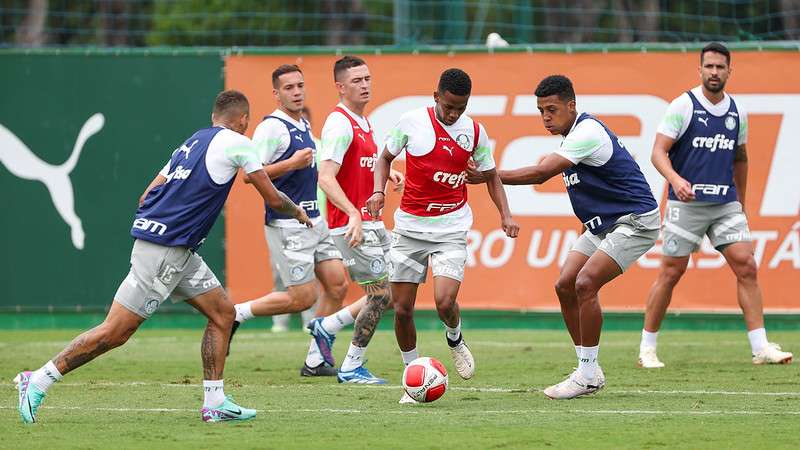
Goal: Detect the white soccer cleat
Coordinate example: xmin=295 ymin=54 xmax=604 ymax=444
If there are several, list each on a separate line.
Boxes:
xmin=638 ymin=346 xmax=665 ymax=368
xmin=449 ymin=340 xmax=475 ymax=379
xmin=752 ymin=343 xmax=793 ymax=365
xmin=399 ymin=391 xmax=418 ymax=405
xmin=543 ymin=369 xmax=604 ymax=400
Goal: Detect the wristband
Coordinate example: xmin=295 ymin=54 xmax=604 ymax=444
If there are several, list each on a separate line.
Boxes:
xmin=372 ymin=191 xmax=385 ymax=196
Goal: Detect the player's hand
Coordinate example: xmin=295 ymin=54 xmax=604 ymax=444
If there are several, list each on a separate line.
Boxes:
xmin=670 ymin=176 xmax=695 ymax=202
xmin=289 ymin=148 xmax=314 ymax=169
xmin=242 ymin=172 xmax=253 ymax=184
xmin=502 ymin=215 xmax=520 ymax=238
xmin=465 ymin=160 xmax=486 ymax=184
xmin=345 ymin=212 xmax=364 ymax=247
xmin=365 ymin=192 xmax=385 ymax=220
xmin=294 ymin=207 xmax=313 ymax=228
xmin=389 ymin=169 xmax=405 ymax=192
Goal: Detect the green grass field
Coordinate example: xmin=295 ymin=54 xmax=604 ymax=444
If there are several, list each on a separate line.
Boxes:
xmin=2 ymin=328 xmax=799 ymax=449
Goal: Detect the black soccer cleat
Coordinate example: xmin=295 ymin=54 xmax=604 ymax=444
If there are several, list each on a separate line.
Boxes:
xmin=226 ymin=320 xmax=241 ymax=356
xmin=300 ymin=363 xmax=338 ymax=377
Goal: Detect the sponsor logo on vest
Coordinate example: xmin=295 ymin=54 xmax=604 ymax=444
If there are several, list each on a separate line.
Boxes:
xmin=165 ymin=165 xmax=192 ymax=183
xmin=692 ymin=183 xmax=730 ymax=196
xmin=691 ymin=134 xmax=735 ymax=152
xmin=693 ymin=109 xmax=707 ymax=115
xmin=132 ymin=218 xmax=168 ymax=235
xmin=357 ymin=132 xmax=366 ymax=142
xmin=359 ymin=155 xmax=376 ymax=171
xmin=442 ymin=145 xmax=454 ymax=156
xmin=294 ymin=134 xmax=303 ymax=142
xmin=725 ymin=116 xmax=737 ymax=130
xmin=433 ymin=170 xmax=467 ymax=188
xmin=299 ymin=200 xmax=319 ymax=211
xmin=562 ymin=172 xmax=580 ymax=187
xmin=179 ymin=140 xmax=197 ymax=159
xmin=437 ymin=136 xmax=451 ymax=142
xmin=698 ymin=117 xmax=709 ymax=126
xmin=0 ymin=113 xmax=105 ymax=250
xmin=584 ymin=215 xmax=603 ymax=230
xmin=426 ymin=199 xmax=465 ymax=212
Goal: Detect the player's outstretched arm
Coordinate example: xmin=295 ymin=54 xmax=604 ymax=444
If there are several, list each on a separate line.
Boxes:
xmin=366 ymin=149 xmax=396 ymax=219
xmin=483 ymin=168 xmax=519 ymax=238
xmin=499 ymin=153 xmax=574 ymax=185
xmin=733 ymin=144 xmax=748 ymax=210
xmin=248 ymin=168 xmax=311 ymax=227
xmin=318 ymin=160 xmax=363 ymax=246
xmin=651 ymin=133 xmax=694 ymax=202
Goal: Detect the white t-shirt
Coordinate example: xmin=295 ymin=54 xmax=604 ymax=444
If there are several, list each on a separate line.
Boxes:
xmin=159 ymin=127 xmax=262 ymax=184
xmin=320 ymin=102 xmax=383 ymax=234
xmin=385 ymin=107 xmax=496 ymax=232
xmin=555 ymin=114 xmax=614 ymax=167
xmin=657 ymin=85 xmax=748 ymax=144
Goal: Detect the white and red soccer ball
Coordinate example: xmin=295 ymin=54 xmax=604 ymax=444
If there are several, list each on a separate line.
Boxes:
xmin=402 ymin=357 xmax=448 ymax=402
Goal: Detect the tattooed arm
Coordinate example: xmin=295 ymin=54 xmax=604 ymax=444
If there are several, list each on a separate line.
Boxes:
xmin=248 ymin=168 xmax=311 ymax=226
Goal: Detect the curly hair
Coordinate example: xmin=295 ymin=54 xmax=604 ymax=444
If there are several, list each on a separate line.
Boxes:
xmin=534 ymin=75 xmax=575 ymax=101
xmin=437 ymin=68 xmax=472 ymax=96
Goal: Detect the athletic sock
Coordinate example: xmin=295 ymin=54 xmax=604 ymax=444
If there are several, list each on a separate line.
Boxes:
xmin=401 ymin=348 xmax=419 ymax=366
xmin=304 ymin=339 xmax=325 ymax=367
xmin=575 ymin=345 xmax=583 ymax=364
xmin=747 ymin=328 xmax=769 ymax=354
xmin=234 ymin=301 xmax=254 ymax=323
xmin=640 ymin=329 xmax=659 ymax=351
xmin=340 ymin=344 xmax=366 ymax=372
xmin=321 ymin=308 xmax=355 ymax=334
xmin=30 ymin=360 xmax=62 ymax=392
xmin=578 ymin=345 xmax=599 ymax=381
xmin=445 ymin=320 xmax=462 ymax=347
xmin=203 ymin=379 xmax=225 ymax=408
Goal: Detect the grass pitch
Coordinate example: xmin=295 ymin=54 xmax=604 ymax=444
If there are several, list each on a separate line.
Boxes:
xmin=1 ymin=328 xmax=799 ymax=449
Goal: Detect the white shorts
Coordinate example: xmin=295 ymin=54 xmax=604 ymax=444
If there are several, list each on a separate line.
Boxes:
xmin=389 ymin=229 xmax=468 ymax=283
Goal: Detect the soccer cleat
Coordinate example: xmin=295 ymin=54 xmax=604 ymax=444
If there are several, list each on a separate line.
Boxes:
xmin=14 ymin=371 xmax=46 ymax=424
xmin=543 ymin=369 xmax=604 ymax=400
xmin=307 ymin=318 xmax=336 ymax=367
xmin=201 ymin=396 xmax=256 ymax=423
xmin=300 ymin=363 xmax=338 ymax=377
xmin=337 ymin=366 xmax=386 ymax=384
xmin=226 ymin=320 xmax=241 ymax=356
xmin=638 ymin=346 xmax=665 ymax=368
xmin=448 ymin=337 xmax=475 ymax=380
xmin=752 ymin=343 xmax=793 ymax=365
xmin=399 ymin=391 xmax=419 ymax=405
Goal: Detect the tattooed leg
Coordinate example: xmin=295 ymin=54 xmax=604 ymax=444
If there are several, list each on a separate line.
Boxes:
xmin=351 ymin=278 xmax=391 ymax=347
xmin=53 ymin=301 xmax=144 ymax=375
xmin=186 ymin=287 xmax=234 ymax=380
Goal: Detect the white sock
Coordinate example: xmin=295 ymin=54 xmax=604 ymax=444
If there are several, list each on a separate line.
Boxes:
xmin=578 ymin=345 xmax=599 ymax=380
xmin=445 ymin=320 xmax=462 ymax=342
xmin=340 ymin=344 xmax=366 ymax=372
xmin=747 ymin=328 xmax=769 ymax=354
xmin=234 ymin=302 xmax=254 ymax=323
xmin=31 ymin=360 xmax=62 ymax=392
xmin=203 ymin=379 xmax=225 ymax=408
xmin=575 ymin=345 xmax=583 ymax=363
xmin=641 ymin=329 xmax=659 ymax=351
xmin=304 ymin=339 xmax=325 ymax=367
xmin=321 ymin=308 xmax=355 ymax=334
xmin=401 ymin=348 xmax=419 ymax=366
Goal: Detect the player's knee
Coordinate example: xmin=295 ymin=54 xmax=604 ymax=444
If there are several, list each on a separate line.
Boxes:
xmin=329 ymin=278 xmax=348 ymax=303
xmin=574 ymin=274 xmax=598 ymax=301
xmin=394 ymin=300 xmax=414 ymax=321
xmin=288 ymin=284 xmax=317 ymax=313
xmin=554 ymin=277 xmax=576 ymax=300
xmin=733 ymin=257 xmax=758 ymax=282
xmin=434 ymin=292 xmax=457 ymax=314
xmin=660 ymin=264 xmax=687 ymax=286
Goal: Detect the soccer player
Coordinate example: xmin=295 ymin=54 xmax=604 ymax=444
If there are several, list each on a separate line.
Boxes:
xmin=228 ymin=65 xmax=367 ymax=377
xmin=367 ymin=68 xmax=519 ymax=404
xmin=468 ymin=75 xmax=660 ymax=399
xmin=638 ymin=43 xmax=793 ymax=368
xmin=318 ymin=55 xmax=404 ymax=384
xmin=14 ymin=90 xmax=311 ymax=423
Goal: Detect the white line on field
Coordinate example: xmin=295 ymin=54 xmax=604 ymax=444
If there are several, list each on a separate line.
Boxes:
xmin=1 ymin=405 xmax=798 ymax=416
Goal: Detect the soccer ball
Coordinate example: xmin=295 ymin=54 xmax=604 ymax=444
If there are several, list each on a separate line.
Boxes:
xmin=402 ymin=357 xmax=448 ymax=403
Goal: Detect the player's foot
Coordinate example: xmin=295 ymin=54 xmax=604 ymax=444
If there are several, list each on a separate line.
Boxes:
xmin=543 ymin=369 xmax=604 ymax=400
xmin=201 ymin=396 xmax=256 ymax=422
xmin=638 ymin=346 xmax=665 ymax=368
xmin=447 ymin=336 xmax=475 ymax=379
xmin=307 ymin=318 xmax=336 ymax=367
xmin=399 ymin=391 xmax=419 ymax=404
xmin=300 ymin=363 xmax=338 ymax=377
xmin=226 ymin=320 xmax=241 ymax=356
xmin=752 ymin=343 xmax=793 ymax=365
xmin=14 ymin=371 xmax=46 ymax=424
xmin=337 ymin=366 xmax=386 ymax=384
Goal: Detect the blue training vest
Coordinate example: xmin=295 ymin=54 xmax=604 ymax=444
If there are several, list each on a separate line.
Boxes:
xmin=131 ymin=127 xmax=233 ymax=250
xmin=668 ymin=91 xmax=740 ymax=203
xmin=563 ymin=113 xmax=658 ymax=235
xmin=263 ymin=116 xmax=321 ymax=223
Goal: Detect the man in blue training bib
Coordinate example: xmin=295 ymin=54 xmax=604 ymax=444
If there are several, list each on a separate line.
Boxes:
xmin=14 ymin=90 xmax=311 ymax=424
xmin=638 ymin=42 xmax=792 ymax=368
xmin=468 ymin=75 xmax=660 ymax=399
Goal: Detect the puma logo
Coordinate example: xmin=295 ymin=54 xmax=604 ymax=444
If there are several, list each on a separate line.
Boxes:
xmin=179 ymin=140 xmax=197 ymax=159
xmin=698 ymin=117 xmax=708 ymax=126
xmin=357 ymin=132 xmax=366 ymax=142
xmin=293 ymin=134 xmax=303 ymax=142
xmin=442 ymin=145 xmax=454 ymax=156
xmin=0 ymin=113 xmax=105 ymax=250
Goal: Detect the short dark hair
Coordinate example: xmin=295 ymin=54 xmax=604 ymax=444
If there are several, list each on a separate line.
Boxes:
xmin=272 ymin=64 xmax=302 ymax=88
xmin=437 ymin=68 xmax=472 ymax=96
xmin=334 ymin=55 xmax=367 ymax=81
xmin=213 ymin=90 xmax=249 ymax=118
xmin=534 ymin=75 xmax=575 ymax=101
xmin=701 ymin=42 xmax=731 ymax=66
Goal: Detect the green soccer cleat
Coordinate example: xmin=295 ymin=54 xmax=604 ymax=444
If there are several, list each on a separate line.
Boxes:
xmin=14 ymin=371 xmax=46 ymax=424
xmin=201 ymin=396 xmax=256 ymax=423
